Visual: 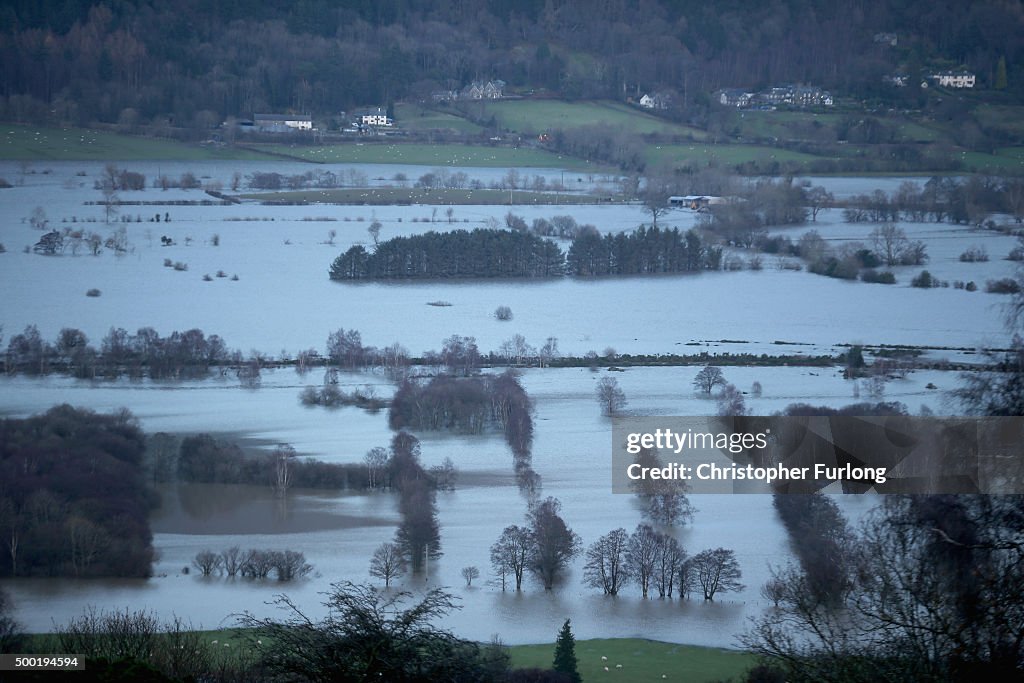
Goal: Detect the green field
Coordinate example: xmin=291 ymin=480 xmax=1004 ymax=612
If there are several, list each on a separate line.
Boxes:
xmin=646 ymin=142 xmax=826 ymax=168
xmin=239 ymin=186 xmax=615 ymax=206
xmin=394 ymin=103 xmax=485 ymax=134
xmin=250 ymin=142 xmax=597 ymax=168
xmin=480 ymin=99 xmax=708 ymax=139
xmin=960 ymin=147 xmax=1024 ymax=173
xmin=0 ymin=124 xmax=278 ymax=161
xmin=509 ymin=638 xmax=755 ymax=683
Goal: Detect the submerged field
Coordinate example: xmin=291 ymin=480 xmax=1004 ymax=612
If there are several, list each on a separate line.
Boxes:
xmin=0 ymin=158 xmax=1016 ymax=653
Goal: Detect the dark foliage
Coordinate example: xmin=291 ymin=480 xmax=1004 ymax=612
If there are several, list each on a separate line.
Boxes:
xmin=0 ymin=405 xmax=154 ymax=577
xmin=565 ymin=226 xmax=719 ymax=276
xmin=1 ymin=2 xmax=1021 ymax=131
xmin=330 ymin=229 xmax=564 ymax=280
xmin=239 ymin=581 xmax=510 ymax=682
xmin=552 ymin=619 xmax=582 ymax=683
xmin=773 ymin=493 xmax=853 ymax=606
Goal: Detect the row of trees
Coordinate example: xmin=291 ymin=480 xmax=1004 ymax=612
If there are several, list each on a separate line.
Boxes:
xmin=584 ymin=525 xmax=743 ymax=601
xmin=842 ymin=176 xmax=1024 ymax=226
xmin=0 ymin=405 xmax=154 ymax=578
xmin=192 ymin=547 xmax=313 ymax=582
xmin=3 ymin=324 xmax=231 ymax=379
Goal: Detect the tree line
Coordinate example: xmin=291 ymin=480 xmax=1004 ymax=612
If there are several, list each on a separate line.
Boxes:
xmin=1 ymin=1 xmax=1020 ymax=132
xmin=0 ymin=405 xmax=154 ymax=578
xmin=329 ymin=226 xmax=720 ymax=280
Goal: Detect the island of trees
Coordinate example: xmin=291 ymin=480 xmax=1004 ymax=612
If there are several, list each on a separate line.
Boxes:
xmin=329 ymin=226 xmax=719 ymax=280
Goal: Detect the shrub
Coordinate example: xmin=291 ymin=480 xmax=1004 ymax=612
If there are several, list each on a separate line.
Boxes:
xmin=202 ymin=274 xmax=213 ymax=281
xmin=86 ymin=288 xmax=101 ymax=297
xmin=173 ymin=262 xmax=187 ymax=271
xmin=966 ymin=281 xmax=977 ymax=291
xmin=911 ymin=270 xmax=936 ymax=288
xmin=495 ymin=305 xmax=513 ymax=321
xmin=163 ymin=258 xmax=173 ymax=267
xmin=861 ymin=269 xmax=896 ymax=284
xmin=959 ymin=246 xmax=989 ymax=262
xmin=1008 ymin=246 xmax=1024 ymax=261
xmin=986 ymin=277 xmax=1021 ymax=294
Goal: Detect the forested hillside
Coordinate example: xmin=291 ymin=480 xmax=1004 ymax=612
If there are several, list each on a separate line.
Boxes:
xmin=0 ymin=0 xmax=1021 ymax=129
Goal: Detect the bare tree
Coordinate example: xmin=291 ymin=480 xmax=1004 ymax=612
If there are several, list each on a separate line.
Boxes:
xmin=368 ymin=220 xmax=382 ymax=247
xmin=690 ymin=547 xmax=744 ymax=600
xmin=716 ymin=383 xmax=747 ymax=416
xmin=653 ymin=535 xmax=686 ymax=598
xmin=369 ymin=542 xmax=407 ymax=588
xmin=490 ymin=525 xmax=532 ymax=591
xmin=364 ymin=447 xmax=389 ymax=490
xmin=693 ymin=365 xmax=726 ymax=394
xmin=461 ymin=565 xmax=480 ymax=586
xmin=806 ymin=186 xmax=834 ymax=221
xmin=625 ymin=525 xmax=662 ymax=598
xmin=192 ymin=549 xmax=222 ymax=576
xmin=273 ymin=444 xmax=296 ymax=497
xmin=220 ymin=546 xmax=243 ymax=577
xmin=583 ymin=528 xmax=631 ymax=595
xmin=596 ymin=377 xmax=627 ymax=415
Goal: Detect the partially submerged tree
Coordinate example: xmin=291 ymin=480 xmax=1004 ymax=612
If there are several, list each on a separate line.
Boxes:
xmin=582 ymin=528 xmax=631 ymax=595
xmin=595 ymin=376 xmax=627 ymax=415
xmin=690 ymin=547 xmax=744 ymax=601
xmin=528 ymin=497 xmax=581 ymax=590
xmin=693 ymin=365 xmax=726 ymax=394
xmin=369 ymin=542 xmax=407 ymax=588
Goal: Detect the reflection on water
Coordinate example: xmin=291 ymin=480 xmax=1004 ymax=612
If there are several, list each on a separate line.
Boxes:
xmin=152 ymin=483 xmax=397 ymax=535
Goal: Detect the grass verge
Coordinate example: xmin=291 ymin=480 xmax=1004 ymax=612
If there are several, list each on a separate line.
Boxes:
xmin=509 ymin=638 xmax=755 ymax=682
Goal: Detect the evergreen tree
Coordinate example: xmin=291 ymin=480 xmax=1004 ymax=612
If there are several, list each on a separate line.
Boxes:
xmin=552 ymin=619 xmax=582 ymax=683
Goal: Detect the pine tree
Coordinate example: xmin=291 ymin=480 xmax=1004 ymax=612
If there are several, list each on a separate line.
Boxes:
xmin=552 ymin=619 xmax=582 ymax=683
xmin=996 ymin=56 xmax=1008 ymax=90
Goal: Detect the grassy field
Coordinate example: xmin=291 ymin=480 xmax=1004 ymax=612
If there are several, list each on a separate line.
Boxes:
xmin=0 ymin=124 xmax=278 ymax=161
xmin=960 ymin=147 xmax=1024 ymax=173
xmin=479 ymin=99 xmax=708 ymax=139
xmin=239 ymin=186 xmax=617 ymax=206
xmin=646 ymin=142 xmax=826 ymax=168
xmin=394 ymin=103 xmax=485 ymax=134
xmin=248 ymin=141 xmax=597 ymax=168
xmin=509 ymin=638 xmax=755 ymax=683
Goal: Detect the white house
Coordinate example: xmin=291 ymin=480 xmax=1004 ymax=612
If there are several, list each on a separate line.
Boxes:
xmin=929 ymin=70 xmax=976 ymax=88
xmin=252 ymin=114 xmax=313 ymax=132
xmin=639 ymin=93 xmax=670 ymax=110
xmin=356 ymin=107 xmax=393 ymax=127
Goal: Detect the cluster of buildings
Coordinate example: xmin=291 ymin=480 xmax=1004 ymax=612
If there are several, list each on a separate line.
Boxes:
xmin=431 ymin=79 xmax=506 ymax=103
xmin=885 ymin=70 xmax=976 ymax=89
xmin=717 ymin=85 xmax=834 ymax=109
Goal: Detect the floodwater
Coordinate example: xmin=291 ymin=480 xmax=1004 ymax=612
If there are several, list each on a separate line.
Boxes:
xmin=0 ymin=160 xmax=1005 ymax=646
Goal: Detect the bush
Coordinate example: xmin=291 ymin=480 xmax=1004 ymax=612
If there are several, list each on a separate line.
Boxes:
xmin=495 ymin=305 xmax=513 ymax=321
xmin=966 ymin=281 xmax=978 ymax=291
xmin=86 ymin=288 xmax=101 ymax=297
xmin=986 ymin=277 xmax=1021 ymax=294
xmin=1008 ymin=246 xmax=1024 ymax=261
xmin=860 ymin=269 xmax=896 ymax=284
xmin=959 ymin=246 xmax=989 ymax=262
xmin=911 ymin=270 xmax=936 ymax=288
xmin=202 ymin=274 xmax=213 ymax=281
